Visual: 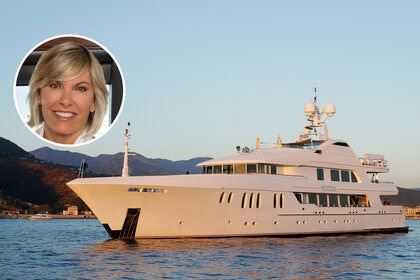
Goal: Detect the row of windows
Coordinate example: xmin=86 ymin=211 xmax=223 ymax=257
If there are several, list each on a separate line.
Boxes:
xmin=219 ymin=192 xmax=284 ymax=209
xmin=294 ymin=192 xmax=370 ymax=207
xmin=203 ymin=164 xmax=360 ymax=184
xmin=204 ymin=164 xmax=277 ymax=174
xmin=220 ymin=191 xmax=370 ymax=208
xmin=317 ymin=168 xmax=358 ymax=183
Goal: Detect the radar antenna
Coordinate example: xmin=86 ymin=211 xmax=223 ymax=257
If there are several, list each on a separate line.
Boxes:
xmin=298 ymin=89 xmax=336 ymax=141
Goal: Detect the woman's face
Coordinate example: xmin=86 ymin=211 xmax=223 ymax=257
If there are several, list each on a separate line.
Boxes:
xmin=38 ymin=69 xmax=95 ymax=144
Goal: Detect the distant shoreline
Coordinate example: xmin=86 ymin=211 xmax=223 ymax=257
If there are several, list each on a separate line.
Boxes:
xmin=0 ymin=214 xmax=97 ymax=220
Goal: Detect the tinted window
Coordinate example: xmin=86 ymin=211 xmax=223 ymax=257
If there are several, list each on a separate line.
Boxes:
xmin=317 ymin=168 xmax=324 ymax=180
xmin=341 ymin=170 xmax=350 ymax=182
xmin=247 ymin=164 xmax=257 ymax=173
xmin=330 ymin=169 xmax=340 ymax=181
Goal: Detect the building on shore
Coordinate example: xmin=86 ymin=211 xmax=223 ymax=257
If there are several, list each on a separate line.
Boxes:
xmin=404 ymin=206 xmax=420 ymax=218
xmin=63 ymin=206 xmax=78 ymax=215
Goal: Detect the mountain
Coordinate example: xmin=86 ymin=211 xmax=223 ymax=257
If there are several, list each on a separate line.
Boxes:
xmin=385 ymin=187 xmax=420 ymax=208
xmin=0 ymin=137 xmax=36 ymax=161
xmin=31 ymin=147 xmax=210 ymax=176
xmin=0 ymin=137 xmax=85 ymax=214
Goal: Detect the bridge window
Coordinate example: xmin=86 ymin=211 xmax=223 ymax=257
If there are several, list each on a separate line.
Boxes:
xmin=330 ymin=169 xmax=340 ymax=181
xmin=317 ymin=168 xmax=324 ymax=180
xmin=341 ymin=170 xmax=350 ymax=182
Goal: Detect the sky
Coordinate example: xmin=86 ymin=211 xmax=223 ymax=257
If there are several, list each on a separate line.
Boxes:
xmin=0 ymin=1 xmax=419 ymax=188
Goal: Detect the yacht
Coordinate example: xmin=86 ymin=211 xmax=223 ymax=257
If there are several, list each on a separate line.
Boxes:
xmin=28 ymin=212 xmax=52 ymax=221
xmin=67 ymin=96 xmax=408 ymax=239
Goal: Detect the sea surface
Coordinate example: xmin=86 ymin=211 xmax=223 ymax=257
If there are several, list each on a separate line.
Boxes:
xmin=0 ymin=219 xmax=418 ymax=280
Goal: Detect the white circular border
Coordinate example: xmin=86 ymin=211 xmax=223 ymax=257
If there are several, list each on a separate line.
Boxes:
xmin=13 ymin=34 xmax=126 ymax=148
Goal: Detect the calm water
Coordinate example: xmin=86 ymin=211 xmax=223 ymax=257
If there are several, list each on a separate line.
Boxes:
xmin=0 ymin=219 xmax=418 ymax=280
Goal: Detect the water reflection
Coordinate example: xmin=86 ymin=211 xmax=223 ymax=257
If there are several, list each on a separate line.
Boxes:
xmin=71 ymin=233 xmax=409 ymax=279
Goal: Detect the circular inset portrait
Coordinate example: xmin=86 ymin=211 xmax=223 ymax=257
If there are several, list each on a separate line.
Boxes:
xmin=14 ymin=34 xmax=125 ymax=146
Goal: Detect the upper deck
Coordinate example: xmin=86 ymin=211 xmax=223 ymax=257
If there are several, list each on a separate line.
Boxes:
xmin=198 ymin=95 xmax=390 ymax=182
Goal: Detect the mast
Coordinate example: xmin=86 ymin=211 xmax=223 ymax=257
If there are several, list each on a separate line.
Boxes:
xmin=78 ymin=158 xmax=86 ymax=178
xmin=122 ymin=122 xmax=131 ymax=177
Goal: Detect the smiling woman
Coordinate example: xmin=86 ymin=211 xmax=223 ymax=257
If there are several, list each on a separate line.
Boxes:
xmin=14 ymin=35 xmax=124 ymax=146
xmin=35 ymin=68 xmax=98 ymax=144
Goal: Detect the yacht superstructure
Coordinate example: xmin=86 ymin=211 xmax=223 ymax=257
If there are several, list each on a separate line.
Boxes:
xmin=67 ymin=96 xmax=408 ymax=239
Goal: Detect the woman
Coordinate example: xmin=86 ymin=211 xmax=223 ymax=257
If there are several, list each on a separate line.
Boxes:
xmin=27 ymin=42 xmax=109 ymax=145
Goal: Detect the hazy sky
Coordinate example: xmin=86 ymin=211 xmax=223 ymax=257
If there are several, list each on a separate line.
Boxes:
xmin=1 ymin=1 xmax=419 ymax=188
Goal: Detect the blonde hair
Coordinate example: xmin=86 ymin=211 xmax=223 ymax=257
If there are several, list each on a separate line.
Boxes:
xmin=27 ymin=42 xmax=109 ymax=138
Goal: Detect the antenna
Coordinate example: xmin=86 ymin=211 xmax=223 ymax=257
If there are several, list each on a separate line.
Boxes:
xmin=122 ymin=122 xmax=131 ymax=177
xmin=299 ymin=89 xmax=335 ymax=141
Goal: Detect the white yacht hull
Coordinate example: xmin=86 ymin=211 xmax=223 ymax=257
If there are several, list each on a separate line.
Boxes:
xmin=68 ymin=174 xmax=408 ymax=239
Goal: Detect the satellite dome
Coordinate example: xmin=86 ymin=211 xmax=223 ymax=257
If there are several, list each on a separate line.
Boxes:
xmin=325 ymin=103 xmax=336 ymax=116
xmin=304 ymin=102 xmax=316 ymax=117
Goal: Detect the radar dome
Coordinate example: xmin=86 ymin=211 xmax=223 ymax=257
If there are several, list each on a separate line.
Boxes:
xmin=304 ymin=102 xmax=316 ymax=117
xmin=325 ymin=103 xmax=336 ymax=116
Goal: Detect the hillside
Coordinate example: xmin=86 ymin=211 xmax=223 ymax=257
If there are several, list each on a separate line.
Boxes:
xmin=384 ymin=187 xmax=420 ymax=208
xmin=31 ymin=147 xmax=210 ymax=175
xmin=0 ymin=138 xmax=85 ymax=214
